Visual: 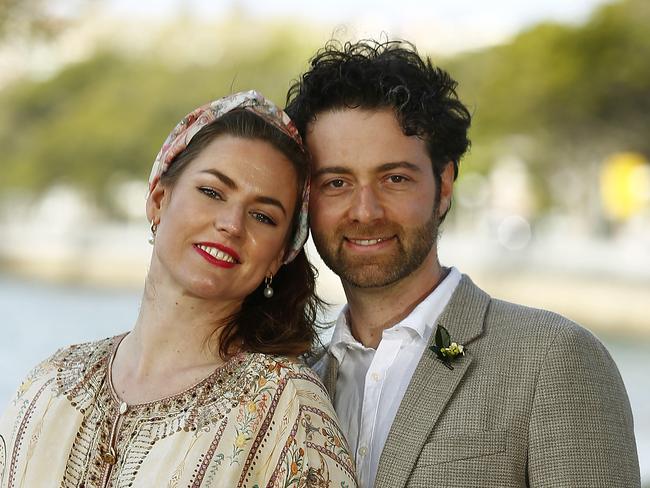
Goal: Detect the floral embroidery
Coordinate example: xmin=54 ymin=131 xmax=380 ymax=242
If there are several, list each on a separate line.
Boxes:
xmin=1 ymin=337 xmax=356 ymax=487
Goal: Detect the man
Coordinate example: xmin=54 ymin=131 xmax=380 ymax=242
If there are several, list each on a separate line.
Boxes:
xmin=285 ymin=40 xmax=640 ymax=488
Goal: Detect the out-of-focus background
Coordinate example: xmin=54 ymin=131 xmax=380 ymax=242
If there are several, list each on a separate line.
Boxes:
xmin=1 ymin=0 xmax=648 ymax=482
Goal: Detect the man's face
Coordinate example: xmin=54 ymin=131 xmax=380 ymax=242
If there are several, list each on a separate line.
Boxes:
xmin=306 ymin=108 xmax=453 ymax=289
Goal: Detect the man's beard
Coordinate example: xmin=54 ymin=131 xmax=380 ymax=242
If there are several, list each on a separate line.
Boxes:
xmin=313 ymin=209 xmax=440 ymax=289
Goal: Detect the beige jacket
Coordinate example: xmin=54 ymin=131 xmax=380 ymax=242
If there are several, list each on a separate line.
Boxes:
xmin=323 ymin=275 xmax=640 ymax=488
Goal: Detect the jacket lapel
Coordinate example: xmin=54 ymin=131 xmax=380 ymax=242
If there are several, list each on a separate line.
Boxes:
xmin=374 ymin=275 xmax=491 ymax=488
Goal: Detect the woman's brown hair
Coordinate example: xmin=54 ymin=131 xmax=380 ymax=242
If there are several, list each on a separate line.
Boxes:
xmin=159 ymin=109 xmax=324 ymax=359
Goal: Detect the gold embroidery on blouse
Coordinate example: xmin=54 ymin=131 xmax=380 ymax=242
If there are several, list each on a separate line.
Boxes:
xmin=51 ymin=337 xmax=271 ymax=487
xmin=25 ymin=336 xmax=358 ymax=487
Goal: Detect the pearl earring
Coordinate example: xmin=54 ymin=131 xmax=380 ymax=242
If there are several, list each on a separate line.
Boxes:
xmin=263 ymin=275 xmax=274 ymax=298
xmin=148 ymin=222 xmax=157 ymax=245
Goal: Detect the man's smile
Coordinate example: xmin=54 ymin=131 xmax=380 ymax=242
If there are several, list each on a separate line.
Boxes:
xmin=344 ymin=236 xmax=397 ymax=249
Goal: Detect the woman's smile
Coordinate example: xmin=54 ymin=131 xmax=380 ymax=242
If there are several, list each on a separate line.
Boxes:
xmin=193 ymin=242 xmax=240 ymax=268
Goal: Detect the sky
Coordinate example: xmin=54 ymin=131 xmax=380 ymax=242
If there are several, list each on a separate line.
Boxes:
xmin=104 ymin=0 xmax=615 ymax=53
xmin=1 ymin=0 xmax=616 ymax=88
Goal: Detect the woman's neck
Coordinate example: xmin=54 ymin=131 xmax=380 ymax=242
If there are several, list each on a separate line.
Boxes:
xmin=111 ymin=277 xmax=241 ymax=404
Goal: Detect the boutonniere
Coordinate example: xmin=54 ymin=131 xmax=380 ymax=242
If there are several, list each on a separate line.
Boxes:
xmin=429 ymin=325 xmax=466 ymax=370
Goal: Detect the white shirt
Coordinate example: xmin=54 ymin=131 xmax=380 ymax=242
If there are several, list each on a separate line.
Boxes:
xmin=314 ymin=267 xmax=461 ymax=488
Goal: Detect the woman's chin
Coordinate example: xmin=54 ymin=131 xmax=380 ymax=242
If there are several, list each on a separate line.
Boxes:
xmin=181 ymin=278 xmax=248 ymax=304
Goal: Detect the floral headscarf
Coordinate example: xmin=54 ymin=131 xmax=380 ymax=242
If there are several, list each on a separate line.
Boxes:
xmin=148 ymin=90 xmax=309 ymax=264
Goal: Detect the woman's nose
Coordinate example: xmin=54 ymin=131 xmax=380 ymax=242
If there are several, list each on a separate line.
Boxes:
xmin=214 ymin=204 xmax=244 ymax=237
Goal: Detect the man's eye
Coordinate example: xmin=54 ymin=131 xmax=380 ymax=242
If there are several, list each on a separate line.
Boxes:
xmin=251 ymin=212 xmax=276 ymax=226
xmin=388 ymin=175 xmax=407 ymax=183
xmin=199 ymin=187 xmax=223 ymax=199
xmin=327 ymin=179 xmax=346 ymax=188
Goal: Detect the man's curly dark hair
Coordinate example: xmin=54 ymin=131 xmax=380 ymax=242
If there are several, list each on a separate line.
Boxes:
xmin=285 ymin=39 xmax=471 ymax=181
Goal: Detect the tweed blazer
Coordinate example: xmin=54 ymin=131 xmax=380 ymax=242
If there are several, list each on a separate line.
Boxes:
xmin=322 ymin=275 xmax=640 ymax=488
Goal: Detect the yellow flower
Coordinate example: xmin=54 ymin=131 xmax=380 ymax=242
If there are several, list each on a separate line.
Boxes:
xmin=258 ymin=376 xmax=267 ymax=387
xmin=247 ymin=401 xmax=257 ymax=413
xmin=235 ymin=433 xmax=247 ymax=448
xmin=429 ymin=325 xmax=466 ymax=370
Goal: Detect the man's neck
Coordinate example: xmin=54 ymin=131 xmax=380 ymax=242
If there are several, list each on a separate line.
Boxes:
xmin=342 ymin=259 xmax=448 ymax=349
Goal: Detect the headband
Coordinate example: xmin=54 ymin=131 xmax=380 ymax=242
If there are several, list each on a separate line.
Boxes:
xmin=148 ymin=90 xmax=309 ymax=264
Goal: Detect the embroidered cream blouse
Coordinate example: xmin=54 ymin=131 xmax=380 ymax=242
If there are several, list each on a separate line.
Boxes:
xmin=0 ymin=336 xmax=356 ymax=487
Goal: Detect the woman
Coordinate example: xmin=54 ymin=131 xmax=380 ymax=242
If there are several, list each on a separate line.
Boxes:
xmin=0 ymin=91 xmax=356 ymax=487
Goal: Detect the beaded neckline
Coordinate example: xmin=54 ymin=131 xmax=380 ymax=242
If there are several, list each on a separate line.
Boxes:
xmin=105 ymin=333 xmax=249 ymax=410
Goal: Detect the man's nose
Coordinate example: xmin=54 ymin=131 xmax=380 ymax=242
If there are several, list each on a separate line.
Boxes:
xmin=348 ymin=185 xmax=385 ymax=223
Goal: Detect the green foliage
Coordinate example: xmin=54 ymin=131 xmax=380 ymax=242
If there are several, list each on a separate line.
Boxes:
xmin=0 ymin=26 xmax=316 ymax=209
xmin=1 ymin=0 xmax=649 ymax=213
xmin=449 ymin=0 xmax=650 ymax=178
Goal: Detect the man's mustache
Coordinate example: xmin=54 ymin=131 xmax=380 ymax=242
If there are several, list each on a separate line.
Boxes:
xmin=334 ymin=221 xmax=402 ymax=238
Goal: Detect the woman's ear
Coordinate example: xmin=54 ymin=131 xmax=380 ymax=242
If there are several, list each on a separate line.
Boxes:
xmin=266 ymin=248 xmax=286 ymax=280
xmin=146 ymin=181 xmax=168 ymax=224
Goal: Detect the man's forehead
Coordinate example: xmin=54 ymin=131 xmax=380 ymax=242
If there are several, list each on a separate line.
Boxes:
xmin=306 ymin=106 xmax=399 ymax=133
xmin=312 ymin=161 xmax=424 ymax=178
xmin=305 ymin=108 xmax=431 ymax=173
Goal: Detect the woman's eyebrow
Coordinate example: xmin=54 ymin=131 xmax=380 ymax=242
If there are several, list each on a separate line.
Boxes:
xmin=200 ymin=169 xmax=287 ymax=216
xmin=200 ymin=169 xmax=237 ymax=189
xmin=255 ymin=196 xmax=287 ymax=216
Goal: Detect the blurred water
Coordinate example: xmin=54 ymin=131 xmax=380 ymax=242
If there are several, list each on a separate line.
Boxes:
xmin=0 ymin=275 xmax=140 ymax=399
xmin=0 ymin=274 xmax=648 ymax=482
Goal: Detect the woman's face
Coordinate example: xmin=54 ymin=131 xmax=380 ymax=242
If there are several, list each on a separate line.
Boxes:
xmin=147 ymin=134 xmax=299 ymax=302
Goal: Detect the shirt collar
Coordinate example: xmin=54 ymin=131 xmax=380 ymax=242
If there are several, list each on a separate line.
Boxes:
xmin=328 ymin=306 xmax=357 ymax=363
xmin=328 ymin=267 xmax=462 ymax=362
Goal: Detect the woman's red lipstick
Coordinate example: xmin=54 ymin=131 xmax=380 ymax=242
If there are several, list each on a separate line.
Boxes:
xmin=193 ymin=242 xmax=240 ymax=269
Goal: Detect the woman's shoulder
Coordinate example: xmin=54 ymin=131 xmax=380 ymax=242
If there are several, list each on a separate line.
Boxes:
xmin=17 ymin=335 xmax=120 ymax=400
xmin=51 ymin=335 xmax=124 ymax=396
xmin=250 ymin=353 xmax=331 ymax=404
xmin=247 ymin=354 xmax=356 ymax=486
xmin=1 ymin=335 xmax=119 ymax=426
xmin=50 ymin=335 xmax=119 ymax=369
xmin=254 ymin=352 xmax=325 ymax=381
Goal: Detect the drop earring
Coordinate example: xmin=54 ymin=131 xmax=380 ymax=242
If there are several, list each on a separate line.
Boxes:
xmin=263 ymin=275 xmax=274 ymax=298
xmin=148 ymin=222 xmax=158 ymax=245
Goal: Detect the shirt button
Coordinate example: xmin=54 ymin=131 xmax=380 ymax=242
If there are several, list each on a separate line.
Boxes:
xmin=358 ymin=446 xmax=368 ymax=457
xmin=370 ymin=372 xmax=381 ymax=382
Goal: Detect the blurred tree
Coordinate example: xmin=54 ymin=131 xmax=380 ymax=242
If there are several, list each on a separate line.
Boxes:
xmin=0 ymin=0 xmax=95 ymax=40
xmin=0 ymin=21 xmax=317 ymax=214
xmin=450 ymin=0 xmax=650 ymax=171
xmin=446 ymin=0 xmax=650 ymax=212
xmin=2 ymin=0 xmax=648 ymax=217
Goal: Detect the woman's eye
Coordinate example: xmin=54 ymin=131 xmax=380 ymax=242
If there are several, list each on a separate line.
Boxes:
xmin=251 ymin=212 xmax=276 ymax=226
xmin=199 ymin=187 xmax=223 ymax=199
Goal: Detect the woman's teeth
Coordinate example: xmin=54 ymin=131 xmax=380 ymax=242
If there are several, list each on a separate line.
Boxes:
xmin=198 ymin=245 xmax=236 ymax=263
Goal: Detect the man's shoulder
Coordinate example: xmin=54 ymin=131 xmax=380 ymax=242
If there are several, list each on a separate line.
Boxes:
xmin=471 ymin=292 xmax=608 ymax=360
xmin=455 ymin=275 xmax=602 ymax=356
xmin=487 ymin=296 xmax=575 ymax=329
xmin=455 ymin=274 xmax=571 ymax=326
